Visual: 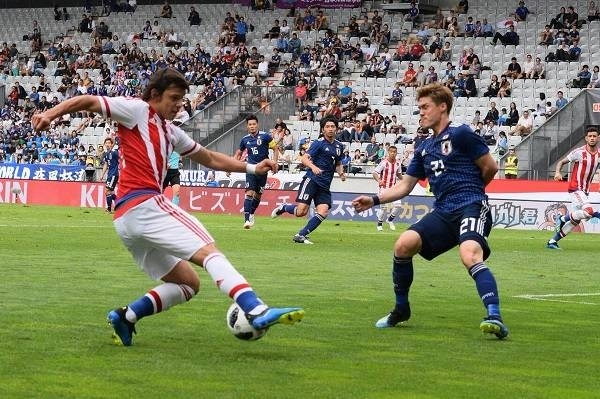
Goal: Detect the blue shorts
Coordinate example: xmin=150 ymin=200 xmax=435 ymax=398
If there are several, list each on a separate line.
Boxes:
xmin=106 ymin=174 xmax=119 ymax=191
xmin=408 ymin=200 xmax=492 ymax=261
xmin=296 ymin=176 xmax=332 ymax=208
xmin=245 ymin=173 xmax=267 ymax=194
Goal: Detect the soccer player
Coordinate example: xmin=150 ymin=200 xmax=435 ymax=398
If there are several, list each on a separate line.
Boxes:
xmin=31 ymin=68 xmax=304 ymax=346
xmin=271 ymin=115 xmax=346 ymax=244
xmin=373 ymin=145 xmax=402 ymax=231
xmin=100 ymin=137 xmax=118 ymax=213
xmin=547 ymin=126 xmax=600 ymax=249
xmin=234 ymin=115 xmax=279 ymax=229
xmin=352 ymin=83 xmax=509 ymax=339
xmin=163 ymin=150 xmax=181 ymax=206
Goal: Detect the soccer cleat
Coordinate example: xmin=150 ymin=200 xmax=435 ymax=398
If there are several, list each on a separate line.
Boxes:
xmin=107 ymin=307 xmax=136 ymax=346
xmin=293 ymin=234 xmax=313 ymax=244
xmin=554 ymin=214 xmax=565 ymax=232
xmin=546 ymin=241 xmax=561 ymax=250
xmin=375 ymin=303 xmax=411 ymax=328
xmin=388 ymin=221 xmax=396 ymax=231
xmin=271 ymin=204 xmax=286 ymax=218
xmin=243 ymin=215 xmax=255 ymax=229
xmin=480 ymin=316 xmax=509 ymax=339
xmin=248 ymin=307 xmax=305 ymax=330
xmin=377 ymin=224 xmax=383 ymax=231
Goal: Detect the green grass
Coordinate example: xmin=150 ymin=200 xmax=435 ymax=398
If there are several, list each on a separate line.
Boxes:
xmin=0 ymin=204 xmax=599 ymax=399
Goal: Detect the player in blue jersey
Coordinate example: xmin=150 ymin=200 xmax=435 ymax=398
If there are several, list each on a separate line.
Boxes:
xmin=100 ymin=137 xmax=119 ymax=213
xmin=234 ymin=115 xmax=279 ymax=229
xmin=271 ymin=115 xmax=346 ymax=244
xmin=162 ymin=151 xmax=181 ymax=206
xmin=352 ymin=83 xmax=508 ymax=339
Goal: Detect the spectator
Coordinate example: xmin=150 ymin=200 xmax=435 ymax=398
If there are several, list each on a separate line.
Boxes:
xmin=481 ymin=18 xmax=494 ymax=37
xmin=452 ymin=72 xmax=467 ymax=97
xmin=507 ymin=102 xmax=519 ymax=126
xmin=490 ymin=24 xmax=519 ymax=45
xmin=406 ymin=2 xmax=419 ymax=22
xmin=384 ymin=82 xmax=403 ymax=105
xmin=569 ymin=64 xmax=592 ymax=88
xmin=568 ymin=39 xmax=582 ymax=61
xmin=446 ymin=16 xmax=459 ymax=37
xmin=393 ymin=39 xmax=409 ymax=61
xmin=456 ymin=0 xmax=469 ymax=13
xmin=79 ymin=14 xmax=93 ymax=33
xmin=529 ymin=57 xmax=545 ymax=79
xmin=563 ymin=6 xmax=579 ymax=29
xmin=556 ymin=90 xmax=568 ymax=109
xmin=539 ymin=25 xmax=554 ymax=45
xmin=550 ymin=7 xmax=567 ymax=29
xmin=416 ymin=23 xmax=431 ymax=44
xmin=588 ymin=1 xmax=600 ymax=21
xmin=188 ymin=6 xmax=201 ymax=26
xmin=514 ymin=1 xmax=531 ymax=22
xmin=484 ymin=101 xmax=500 ymax=124
xmin=407 ymin=40 xmax=426 ymax=61
xmin=157 ymin=1 xmax=172 ymax=18
xmin=520 ymin=54 xmax=534 ymax=79
xmin=510 ymin=110 xmax=533 ymax=136
xmin=498 ymin=75 xmax=512 ymax=98
xmin=463 ymin=16 xmax=475 ymax=37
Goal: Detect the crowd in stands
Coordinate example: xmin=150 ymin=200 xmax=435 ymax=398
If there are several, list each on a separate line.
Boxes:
xmin=0 ymin=0 xmax=599 ymax=177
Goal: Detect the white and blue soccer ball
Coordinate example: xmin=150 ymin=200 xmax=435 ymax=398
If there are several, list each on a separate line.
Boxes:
xmin=226 ymin=303 xmax=267 ymax=341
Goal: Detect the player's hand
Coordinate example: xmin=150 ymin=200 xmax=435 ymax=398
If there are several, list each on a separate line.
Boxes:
xmin=352 ymin=195 xmax=374 ymax=212
xmin=255 ymin=159 xmax=278 ymax=175
xmin=311 ymin=166 xmax=323 ymax=175
xmin=339 ymin=172 xmax=346 ymax=182
xmin=554 ymin=172 xmax=562 ymax=181
xmin=31 ymin=112 xmax=53 ymax=132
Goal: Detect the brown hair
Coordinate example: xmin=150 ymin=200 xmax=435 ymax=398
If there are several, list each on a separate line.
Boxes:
xmin=141 ymin=68 xmax=188 ymax=101
xmin=416 ymin=83 xmax=454 ymax=115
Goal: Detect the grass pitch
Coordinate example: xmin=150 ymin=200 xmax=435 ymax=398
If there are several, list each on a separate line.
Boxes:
xmin=0 ymin=204 xmax=599 ymax=399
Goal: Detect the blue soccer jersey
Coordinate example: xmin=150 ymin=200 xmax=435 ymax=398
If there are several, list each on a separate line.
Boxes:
xmin=407 ymin=123 xmax=489 ymax=212
xmin=304 ymin=138 xmax=345 ymax=188
xmin=239 ymin=131 xmax=274 ymax=165
xmin=102 ymin=149 xmax=119 ymax=177
xmin=167 ymin=151 xmax=180 ymax=170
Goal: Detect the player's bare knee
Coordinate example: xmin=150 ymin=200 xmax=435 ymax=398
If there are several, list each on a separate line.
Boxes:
xmin=394 ymin=231 xmax=421 ymax=257
xmin=458 ymin=241 xmax=484 ymax=267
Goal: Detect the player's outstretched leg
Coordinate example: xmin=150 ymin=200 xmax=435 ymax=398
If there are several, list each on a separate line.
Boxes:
xmin=247 ymin=307 xmax=305 ymax=329
xmin=271 ymin=203 xmax=296 ymax=218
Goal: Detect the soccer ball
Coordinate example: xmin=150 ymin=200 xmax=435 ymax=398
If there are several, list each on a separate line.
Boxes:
xmin=226 ymin=303 xmax=267 ymax=341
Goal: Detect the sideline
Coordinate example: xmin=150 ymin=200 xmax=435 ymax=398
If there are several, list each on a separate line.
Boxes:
xmin=513 ymin=293 xmax=600 ymax=305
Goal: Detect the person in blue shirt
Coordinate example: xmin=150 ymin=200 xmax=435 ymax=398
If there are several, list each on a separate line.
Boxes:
xmin=515 ymin=1 xmax=530 ymax=21
xmin=271 ymin=115 xmax=346 ymax=244
xmin=555 ymin=90 xmax=568 ymax=109
xmin=352 ymin=83 xmax=508 ymax=340
xmin=233 ymin=114 xmax=279 ymax=229
xmin=162 ymin=151 xmax=181 ymax=205
xmin=100 ymin=137 xmax=119 ymax=213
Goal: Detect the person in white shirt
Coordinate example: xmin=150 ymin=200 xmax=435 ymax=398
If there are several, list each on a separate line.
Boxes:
xmin=511 ymin=109 xmax=533 ymax=136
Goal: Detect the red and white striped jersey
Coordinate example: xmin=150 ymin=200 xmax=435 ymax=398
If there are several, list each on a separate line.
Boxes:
xmin=374 ymin=157 xmax=401 ymax=189
xmin=566 ymin=145 xmax=600 ymax=194
xmin=98 ymin=96 xmax=200 ymax=200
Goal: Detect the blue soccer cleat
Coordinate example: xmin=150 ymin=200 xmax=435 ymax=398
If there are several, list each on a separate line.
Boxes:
xmin=375 ymin=303 xmax=411 ymax=328
xmin=546 ymin=241 xmax=561 ymax=250
xmin=107 ymin=307 xmax=136 ymax=346
xmin=480 ymin=316 xmax=509 ymax=339
xmin=248 ymin=307 xmax=305 ymax=330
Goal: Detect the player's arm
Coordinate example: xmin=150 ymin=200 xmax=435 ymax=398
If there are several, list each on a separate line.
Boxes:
xmin=474 ymin=152 xmax=499 ymax=186
xmin=301 ymin=151 xmax=322 ymax=174
xmin=353 ymin=174 xmax=419 ymax=212
xmin=554 ymin=156 xmax=570 ymax=181
xmin=335 ymin=161 xmax=346 ymax=181
xmin=31 ymin=95 xmax=101 ymax=131
xmin=188 ymin=146 xmax=276 ymax=175
xmin=100 ymin=161 xmax=107 ymax=181
xmin=232 ymin=149 xmax=243 ymax=161
xmin=372 ymin=170 xmax=382 ymax=186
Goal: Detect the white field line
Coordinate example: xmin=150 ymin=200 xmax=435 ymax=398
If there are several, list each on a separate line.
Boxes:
xmin=514 ymin=293 xmax=600 ymax=305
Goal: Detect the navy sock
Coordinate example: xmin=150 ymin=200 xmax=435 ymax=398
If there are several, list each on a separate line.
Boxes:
xmin=250 ymin=197 xmax=260 ymax=213
xmin=392 ymin=256 xmax=413 ymax=307
xmin=128 ymin=296 xmax=154 ymax=321
xmin=299 ymin=213 xmax=325 ymax=236
xmin=106 ymin=194 xmax=113 ymax=211
xmin=243 ymin=197 xmax=253 ymax=214
xmin=469 ymin=262 xmax=501 ymax=317
xmin=236 ymin=291 xmax=263 ymax=313
xmin=283 ymin=204 xmax=297 ymax=215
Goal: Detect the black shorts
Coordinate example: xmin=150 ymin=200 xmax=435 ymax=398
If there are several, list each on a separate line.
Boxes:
xmin=295 ymin=176 xmax=332 ymax=208
xmin=408 ymin=200 xmax=492 ymax=261
xmin=245 ymin=173 xmax=267 ymax=194
xmin=162 ymin=168 xmax=180 ymax=189
xmin=106 ymin=174 xmax=118 ymax=191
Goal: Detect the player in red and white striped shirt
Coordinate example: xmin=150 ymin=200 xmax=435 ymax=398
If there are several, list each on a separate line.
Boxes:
xmin=32 ymin=68 xmax=304 ymax=346
xmin=373 ymin=145 xmax=403 ymax=231
xmin=547 ymin=126 xmax=600 ymax=249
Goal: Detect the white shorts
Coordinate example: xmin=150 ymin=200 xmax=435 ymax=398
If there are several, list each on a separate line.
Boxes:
xmin=569 ymin=190 xmax=591 ymax=212
xmin=113 ymin=195 xmax=214 ymax=280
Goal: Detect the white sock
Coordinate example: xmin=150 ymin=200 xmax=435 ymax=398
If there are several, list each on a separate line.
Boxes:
xmin=203 ymin=252 xmax=254 ymax=300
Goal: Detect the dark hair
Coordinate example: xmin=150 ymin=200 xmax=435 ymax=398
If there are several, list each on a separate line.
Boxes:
xmin=245 ymin=114 xmax=258 ymax=123
xmin=320 ymin=114 xmax=339 ymax=131
xmin=141 ymin=68 xmax=188 ymax=101
xmin=586 ymin=126 xmax=599 ymax=134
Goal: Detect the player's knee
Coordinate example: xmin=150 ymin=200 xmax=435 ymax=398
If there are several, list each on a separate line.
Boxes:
xmin=584 ymin=206 xmax=594 ymax=218
xmin=394 ymin=231 xmax=421 ymax=257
